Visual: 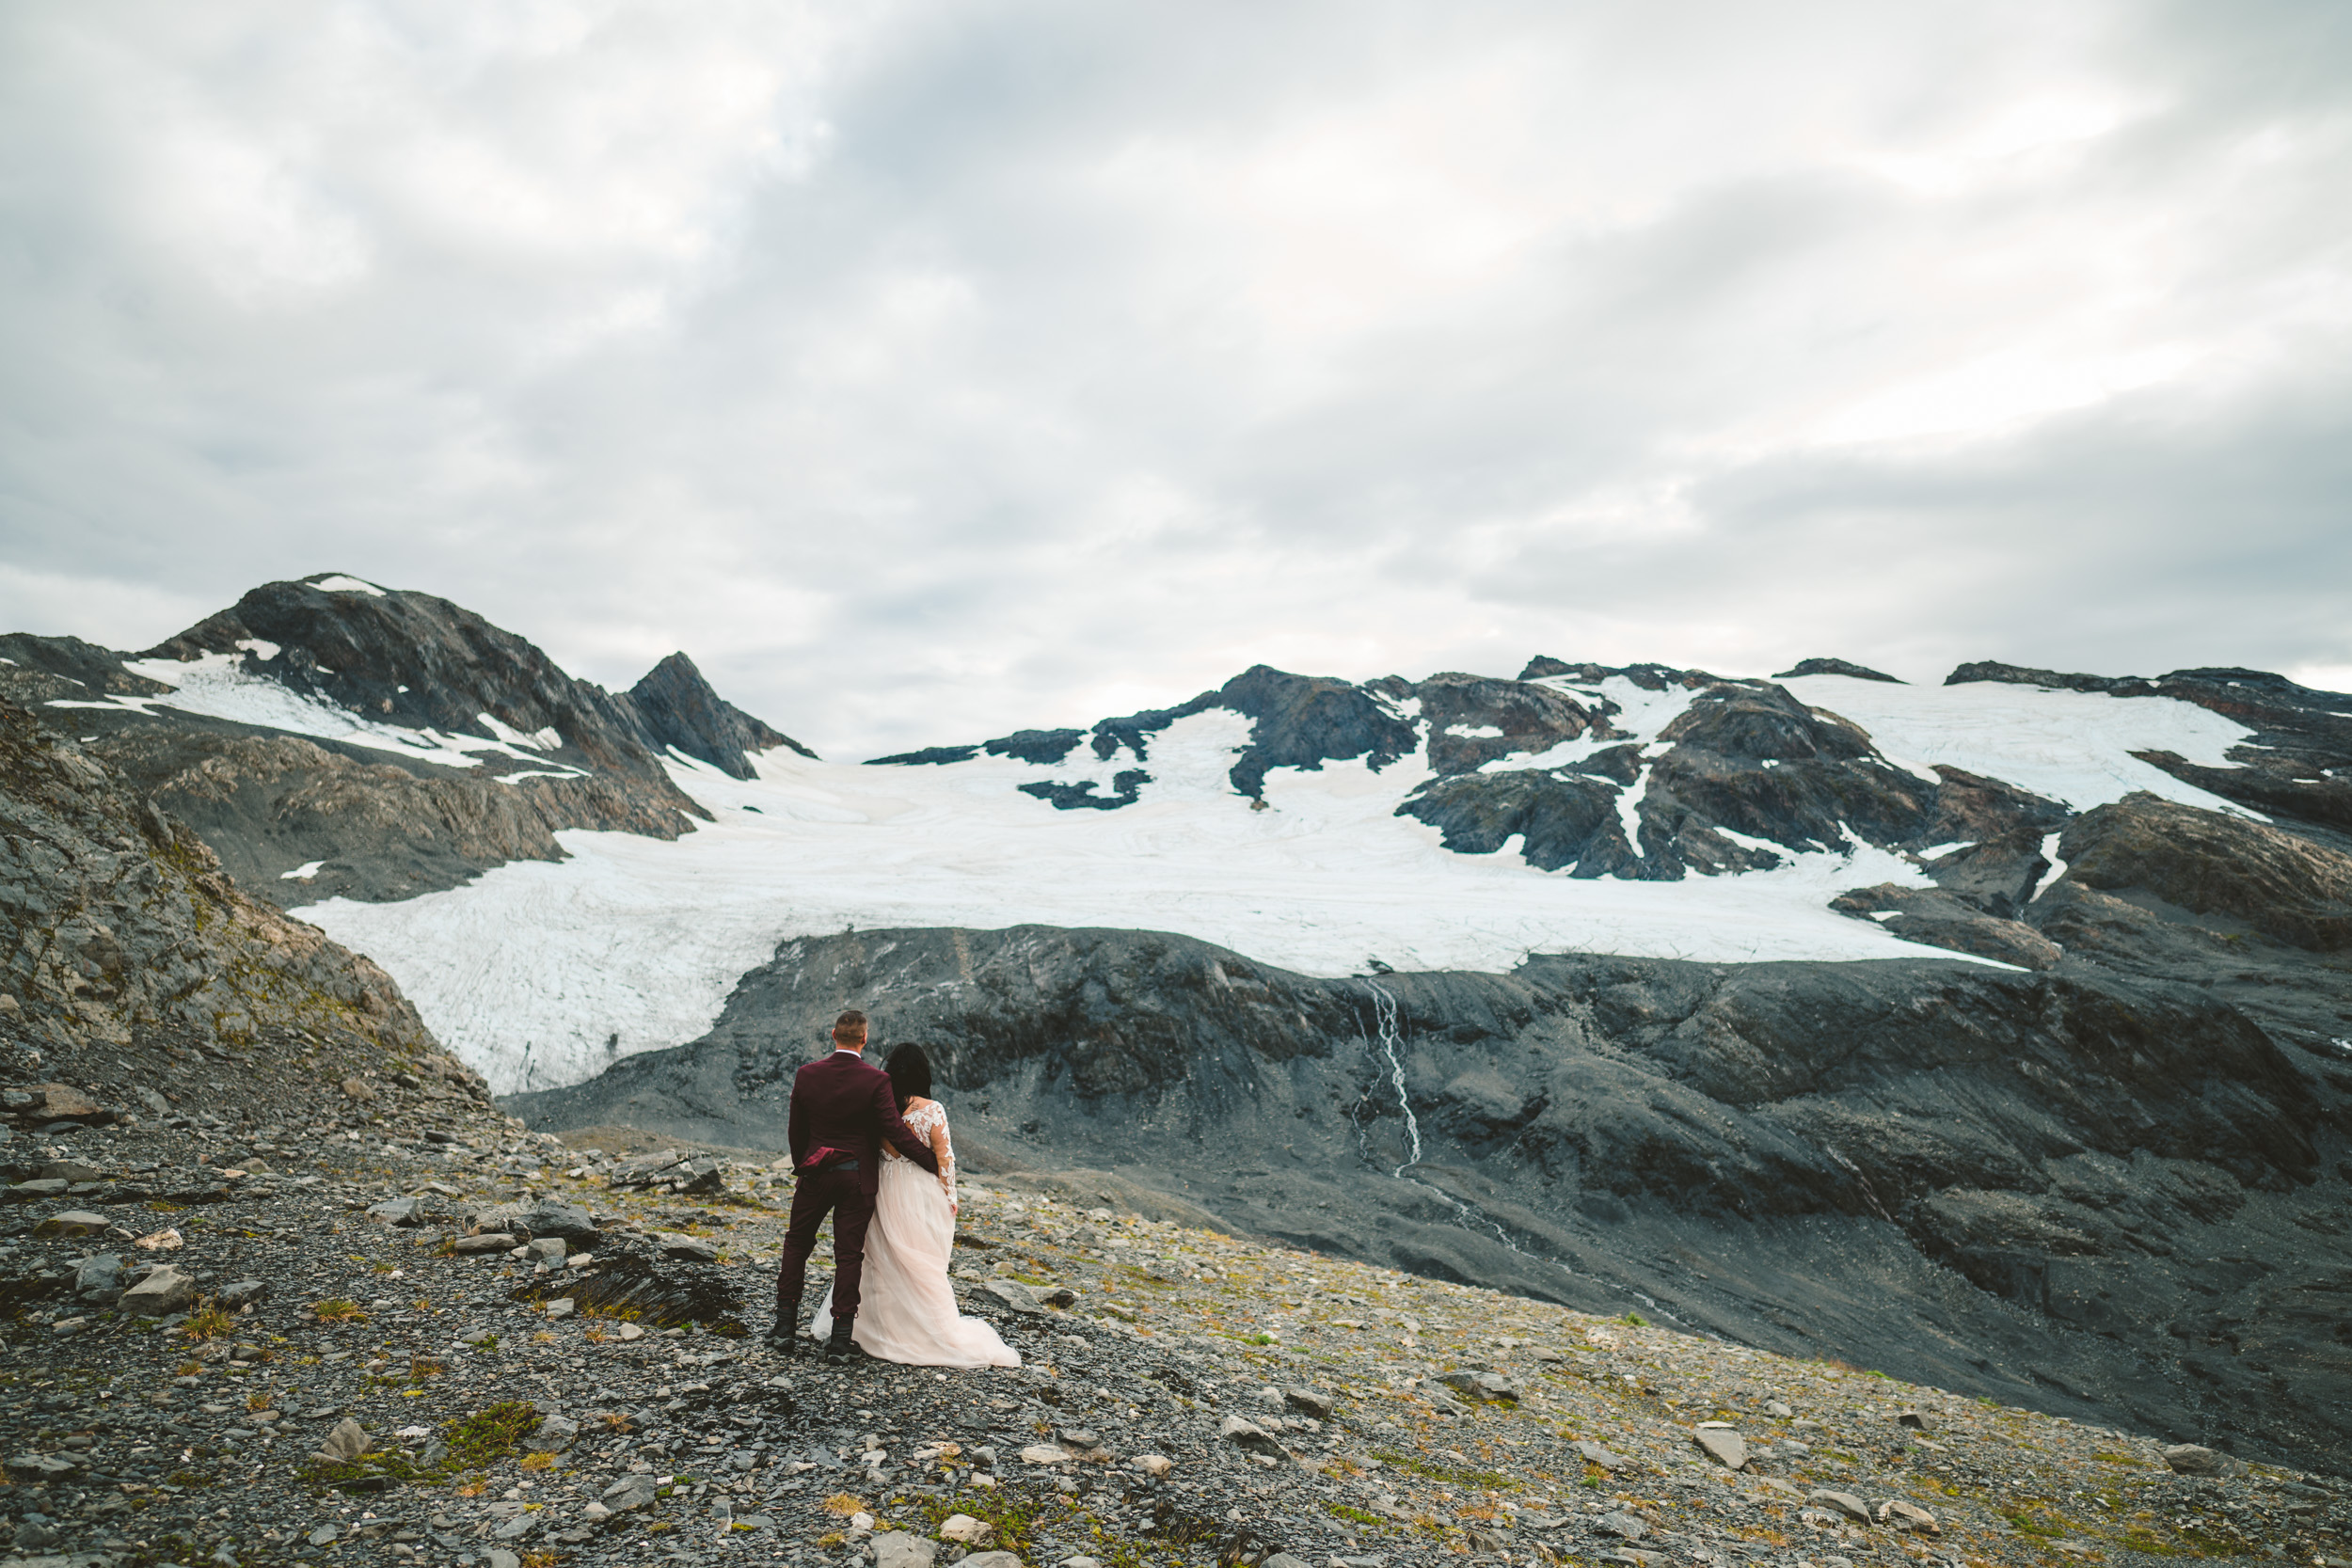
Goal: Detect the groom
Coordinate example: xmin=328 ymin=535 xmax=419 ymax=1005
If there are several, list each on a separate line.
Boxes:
xmin=771 ymin=1009 xmax=942 ymax=1361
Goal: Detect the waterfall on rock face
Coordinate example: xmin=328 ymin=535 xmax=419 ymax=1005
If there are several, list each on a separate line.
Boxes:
xmin=1360 ymin=980 xmax=1534 ymax=1259
xmin=1366 ymin=981 xmax=1422 ymax=1176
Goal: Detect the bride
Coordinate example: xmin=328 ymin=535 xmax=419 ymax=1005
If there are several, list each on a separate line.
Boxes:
xmin=811 ymin=1043 xmax=1020 ymax=1368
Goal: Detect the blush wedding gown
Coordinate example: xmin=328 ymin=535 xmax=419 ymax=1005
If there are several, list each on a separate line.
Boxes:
xmin=810 ymin=1098 xmax=1020 ymax=1368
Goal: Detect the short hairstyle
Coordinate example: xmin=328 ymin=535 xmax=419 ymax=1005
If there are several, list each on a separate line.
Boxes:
xmin=884 ymin=1042 xmax=933 ymax=1107
xmin=832 ymin=1009 xmax=868 ymax=1043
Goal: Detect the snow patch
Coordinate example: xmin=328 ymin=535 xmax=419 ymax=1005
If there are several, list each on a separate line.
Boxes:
xmin=1779 ymin=673 xmax=2258 ymax=816
xmin=279 ymin=861 xmax=325 ymax=880
xmin=45 ymin=651 xmax=564 ymax=773
xmin=1616 ymin=768 xmax=1649 ymax=857
xmin=234 ymin=638 xmax=281 ymax=661
xmin=1445 ymin=724 xmax=1505 ymax=739
xmin=2026 ymin=832 xmax=2070 ymax=903
xmin=310 ymin=575 xmax=386 ymax=596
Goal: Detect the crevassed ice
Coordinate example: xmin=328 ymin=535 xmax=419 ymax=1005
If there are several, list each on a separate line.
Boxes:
xmin=300 ymin=710 xmax=1963 ymax=1093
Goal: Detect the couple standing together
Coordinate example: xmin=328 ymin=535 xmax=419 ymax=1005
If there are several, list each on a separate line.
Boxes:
xmin=767 ymin=1009 xmax=1020 ymax=1368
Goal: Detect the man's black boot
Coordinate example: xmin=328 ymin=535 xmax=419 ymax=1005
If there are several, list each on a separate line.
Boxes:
xmin=822 ymin=1317 xmax=867 ymax=1363
xmin=763 ymin=1320 xmax=803 ymax=1356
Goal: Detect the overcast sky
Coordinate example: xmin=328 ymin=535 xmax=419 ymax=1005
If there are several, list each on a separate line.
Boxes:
xmin=4 ymin=1 xmax=2348 ymax=758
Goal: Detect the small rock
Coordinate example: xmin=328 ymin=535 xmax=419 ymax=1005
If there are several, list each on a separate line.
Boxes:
xmin=1895 ymin=1409 xmax=1932 ymax=1432
xmin=341 ymin=1077 xmax=377 ymax=1102
xmin=1577 ymin=1439 xmax=1635 ymax=1471
xmin=119 ymin=1264 xmax=196 ymax=1316
xmin=1059 ymin=1558 xmax=1104 ymax=1568
xmin=1039 ymin=1284 xmax=1077 ymax=1308
xmin=1130 ymin=1452 xmax=1174 ymax=1477
xmin=940 ymin=1514 xmax=994 ymax=1544
xmin=527 ymin=1415 xmax=580 ymax=1453
xmin=1878 ymin=1500 xmax=1940 ymax=1534
xmin=317 ymin=1418 xmax=372 ymax=1464
xmin=960 ymin=1554 xmax=1024 ymax=1568
xmin=1807 ymin=1490 xmax=1872 ymax=1525
xmin=453 ymin=1233 xmax=516 ymax=1255
xmin=1692 ymin=1425 xmax=1748 ymax=1470
xmin=525 ymin=1237 xmax=568 ymax=1266
xmin=2164 ymin=1444 xmax=2247 ymax=1477
xmin=4 ymin=1453 xmax=82 ymax=1483
xmin=1263 ymin=1557 xmax=1313 ymax=1568
xmin=581 ymin=1502 xmax=612 ymax=1524
xmin=1596 ymin=1511 xmax=1646 ymax=1540
xmin=1282 ymin=1386 xmax=1336 ymax=1420
xmin=1020 ymin=1444 xmax=1073 ymax=1465
xmin=308 ymin=1526 xmax=342 ymax=1546
xmin=873 ymin=1531 xmax=938 ymax=1568
xmin=1766 ymin=1401 xmax=1794 ymax=1418
xmin=218 ymin=1278 xmax=269 ymax=1308
xmin=655 ymin=1233 xmax=717 ymax=1263
xmin=601 ymin=1474 xmax=660 ymax=1513
xmin=543 ymin=1297 xmax=575 ymax=1322
xmin=72 ymin=1254 xmax=123 ymax=1296
xmin=486 ymin=1551 xmax=520 ymax=1568
xmin=366 ymin=1196 xmax=425 ymax=1227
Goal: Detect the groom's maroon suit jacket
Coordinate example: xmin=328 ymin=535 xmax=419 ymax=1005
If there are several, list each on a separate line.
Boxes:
xmin=786 ymin=1050 xmax=939 ymax=1196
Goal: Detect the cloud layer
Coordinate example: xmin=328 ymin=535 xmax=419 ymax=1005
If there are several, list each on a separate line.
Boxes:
xmin=6 ymin=0 xmax=2349 ymax=755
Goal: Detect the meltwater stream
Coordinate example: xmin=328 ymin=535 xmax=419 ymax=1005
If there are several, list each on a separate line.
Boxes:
xmin=1355 ymin=980 xmax=1680 ymax=1323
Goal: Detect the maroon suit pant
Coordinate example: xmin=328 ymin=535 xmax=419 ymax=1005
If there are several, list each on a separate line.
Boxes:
xmin=775 ymin=1164 xmax=874 ymax=1333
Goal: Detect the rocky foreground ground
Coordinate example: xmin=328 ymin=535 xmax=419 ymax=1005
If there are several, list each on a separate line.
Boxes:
xmin=0 ymin=1085 xmax=2346 ymax=1568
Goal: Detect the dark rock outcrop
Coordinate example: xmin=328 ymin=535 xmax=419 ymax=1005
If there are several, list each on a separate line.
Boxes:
xmin=622 ymin=651 xmax=814 ymax=777
xmin=1774 ymin=657 xmax=1903 ymax=683
xmin=509 ymin=919 xmax=2352 ymax=1471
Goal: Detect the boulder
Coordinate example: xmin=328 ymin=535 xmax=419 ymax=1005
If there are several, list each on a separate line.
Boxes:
xmin=983 ymin=1279 xmax=1047 ymax=1315
xmin=655 ymin=1233 xmax=717 ymax=1263
xmin=2163 ymin=1444 xmax=2247 ymax=1477
xmin=119 ymin=1265 xmax=196 ymax=1316
xmin=72 ymin=1254 xmax=123 ymax=1296
xmin=367 ymin=1197 xmax=426 ymax=1227
xmin=1807 ymin=1490 xmax=1872 ymax=1524
xmin=453 ymin=1233 xmax=516 ymax=1255
xmin=1438 ymin=1370 xmax=1521 ymax=1403
xmin=4 ymin=1453 xmax=82 ymax=1483
xmin=959 ymin=1554 xmax=1024 ymax=1568
xmin=218 ymin=1279 xmax=269 ymax=1308
xmin=1878 ymin=1500 xmax=1940 ymax=1534
xmin=1595 ymin=1511 xmax=1645 ymax=1540
xmin=1692 ymin=1424 xmax=1748 ymax=1469
xmin=1577 ymin=1438 xmax=1635 ymax=1471
xmin=1281 ymin=1386 xmax=1335 ymax=1419
xmin=522 ymin=1199 xmax=600 ymax=1245
xmin=939 ymin=1514 xmax=993 ymax=1544
xmin=341 ymin=1077 xmax=378 ymax=1102
xmin=872 ymin=1531 xmax=938 ymax=1568
xmin=1216 ymin=1415 xmax=1292 ymax=1464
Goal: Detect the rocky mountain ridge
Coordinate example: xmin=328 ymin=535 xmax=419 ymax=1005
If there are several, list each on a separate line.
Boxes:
xmin=2 ymin=574 xmax=810 ymax=905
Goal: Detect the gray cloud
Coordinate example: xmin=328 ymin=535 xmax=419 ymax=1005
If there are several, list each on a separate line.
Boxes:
xmin=4 ymin=0 xmax=2349 ymax=755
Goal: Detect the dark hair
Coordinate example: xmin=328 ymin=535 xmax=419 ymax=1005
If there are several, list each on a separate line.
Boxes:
xmin=884 ymin=1042 xmax=933 ymax=1107
xmin=832 ymin=1009 xmax=868 ymax=1043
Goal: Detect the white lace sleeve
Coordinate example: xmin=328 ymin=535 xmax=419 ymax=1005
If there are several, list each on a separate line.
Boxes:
xmin=933 ymin=1104 xmax=958 ymax=1206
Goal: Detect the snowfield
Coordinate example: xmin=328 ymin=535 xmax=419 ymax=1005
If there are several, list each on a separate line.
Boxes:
xmin=278 ymin=673 xmax=2254 ymax=1093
